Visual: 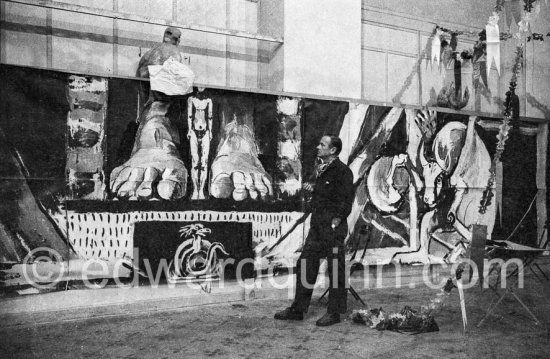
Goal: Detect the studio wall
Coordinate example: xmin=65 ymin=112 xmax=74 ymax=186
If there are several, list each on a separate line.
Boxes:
xmin=0 ymin=0 xmax=264 ymax=88
xmin=2 ymin=1 xmax=549 ymax=120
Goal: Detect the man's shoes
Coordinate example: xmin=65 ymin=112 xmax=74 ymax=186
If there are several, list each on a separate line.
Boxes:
xmin=315 ymin=313 xmax=341 ymax=326
xmin=274 ymin=307 xmax=304 ymax=321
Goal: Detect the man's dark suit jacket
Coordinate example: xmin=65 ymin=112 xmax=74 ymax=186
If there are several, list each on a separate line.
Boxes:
xmin=310 ymin=158 xmax=354 ymax=223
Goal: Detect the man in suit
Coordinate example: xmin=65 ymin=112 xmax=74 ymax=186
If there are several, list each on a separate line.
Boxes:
xmin=275 ymin=135 xmax=354 ymax=326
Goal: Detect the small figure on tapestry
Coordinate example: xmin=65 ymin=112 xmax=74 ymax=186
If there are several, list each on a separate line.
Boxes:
xmin=187 ymin=87 xmax=214 ymax=200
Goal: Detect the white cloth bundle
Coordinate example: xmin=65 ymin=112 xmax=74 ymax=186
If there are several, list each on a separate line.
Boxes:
xmin=149 ymin=57 xmax=195 ymax=96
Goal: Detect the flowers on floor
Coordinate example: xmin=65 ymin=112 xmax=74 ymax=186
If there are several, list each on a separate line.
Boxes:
xmin=350 ymin=306 xmax=440 ymax=334
xmin=351 ymin=267 xmax=465 ymax=334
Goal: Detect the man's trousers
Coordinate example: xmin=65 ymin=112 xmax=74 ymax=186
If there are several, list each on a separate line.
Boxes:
xmin=291 ymin=214 xmax=347 ymax=314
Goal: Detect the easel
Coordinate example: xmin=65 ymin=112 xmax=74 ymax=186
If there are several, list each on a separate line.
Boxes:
xmin=476 ymin=226 xmax=548 ymax=328
xmin=477 ymin=248 xmax=544 ymax=327
xmin=318 ymin=224 xmax=369 ymax=306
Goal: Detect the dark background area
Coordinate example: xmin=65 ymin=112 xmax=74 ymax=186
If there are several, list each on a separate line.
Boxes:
xmin=477 ymin=120 xmax=540 ymax=247
xmin=0 ymin=65 xmax=69 ymax=206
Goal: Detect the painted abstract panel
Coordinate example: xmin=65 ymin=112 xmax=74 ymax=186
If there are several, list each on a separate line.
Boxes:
xmin=66 ymin=75 xmax=108 ymax=200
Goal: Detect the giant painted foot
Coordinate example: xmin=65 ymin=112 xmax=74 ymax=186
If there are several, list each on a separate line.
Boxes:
xmin=210 ymin=118 xmax=272 ymax=200
xmin=110 ymin=102 xmax=187 ymax=200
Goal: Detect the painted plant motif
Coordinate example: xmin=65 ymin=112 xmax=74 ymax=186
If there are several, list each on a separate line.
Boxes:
xmin=169 ymin=223 xmax=229 ymax=280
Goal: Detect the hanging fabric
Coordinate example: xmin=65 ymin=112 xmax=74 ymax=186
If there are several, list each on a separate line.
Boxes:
xmin=431 ymin=29 xmax=442 ymax=67
xmin=486 ymin=12 xmax=501 ymax=76
xmin=461 ymin=58 xmax=473 ymax=102
xmin=472 ymin=37 xmax=487 ymax=88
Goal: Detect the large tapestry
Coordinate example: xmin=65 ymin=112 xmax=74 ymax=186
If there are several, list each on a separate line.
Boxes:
xmin=0 ymin=64 xmax=542 ymax=283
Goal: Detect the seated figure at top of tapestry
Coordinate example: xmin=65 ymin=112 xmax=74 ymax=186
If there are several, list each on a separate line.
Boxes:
xmin=110 ymin=26 xmax=190 ymax=200
xmin=136 ymin=26 xmax=186 ymax=79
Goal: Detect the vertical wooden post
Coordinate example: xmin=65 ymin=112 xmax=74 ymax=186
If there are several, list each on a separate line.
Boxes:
xmin=536 ymin=123 xmax=548 ymax=248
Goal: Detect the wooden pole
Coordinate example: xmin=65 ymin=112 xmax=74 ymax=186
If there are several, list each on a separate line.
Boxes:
xmin=536 ymin=123 xmax=548 ymax=248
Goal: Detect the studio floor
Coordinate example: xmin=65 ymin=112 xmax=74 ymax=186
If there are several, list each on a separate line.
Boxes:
xmin=1 ymin=261 xmax=550 ymax=359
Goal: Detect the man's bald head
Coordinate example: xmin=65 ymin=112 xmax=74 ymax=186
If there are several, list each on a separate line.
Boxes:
xmin=163 ymin=27 xmax=181 ymax=45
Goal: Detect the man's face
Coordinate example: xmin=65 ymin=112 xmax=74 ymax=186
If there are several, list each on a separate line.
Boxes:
xmin=316 ymin=136 xmax=335 ymax=160
xmin=163 ymin=27 xmax=181 ymax=45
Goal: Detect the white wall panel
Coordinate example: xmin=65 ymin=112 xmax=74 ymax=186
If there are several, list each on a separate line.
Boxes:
xmin=2 ymin=30 xmax=48 ymax=68
xmin=56 ymin=0 xmax=112 ymax=11
xmin=3 ymin=1 xmax=47 ymax=25
xmin=420 ymin=56 xmax=444 ymax=106
xmin=116 ymin=43 xmax=142 ymax=77
xmin=118 ymin=0 xmax=172 ymax=20
xmin=1 ymin=0 xmax=260 ymax=88
xmin=52 ymin=36 xmax=114 ymax=74
xmin=51 ymin=8 xmax=112 ymax=36
xmin=244 ymin=0 xmax=258 ymax=89
xmin=284 ymin=0 xmax=362 ymax=98
xmin=1 ymin=2 xmax=48 ymax=66
xmin=362 ymin=50 xmax=386 ymax=102
xmin=116 ymin=20 xmax=166 ymax=77
xmin=527 ymin=42 xmax=550 ymax=119
xmin=362 ymin=24 xmax=418 ymax=55
xmin=227 ymin=0 xmax=247 ymax=88
xmin=258 ymin=0 xmax=284 ymax=91
xmin=177 ymin=0 xmax=227 ymax=86
xmin=51 ymin=9 xmax=114 ymax=74
xmin=363 ymin=0 xmax=494 ymax=29
xmin=387 ymin=54 xmax=419 ymax=105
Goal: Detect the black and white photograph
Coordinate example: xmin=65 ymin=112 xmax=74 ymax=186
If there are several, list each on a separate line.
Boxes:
xmin=1 ymin=0 xmax=549 ymax=357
